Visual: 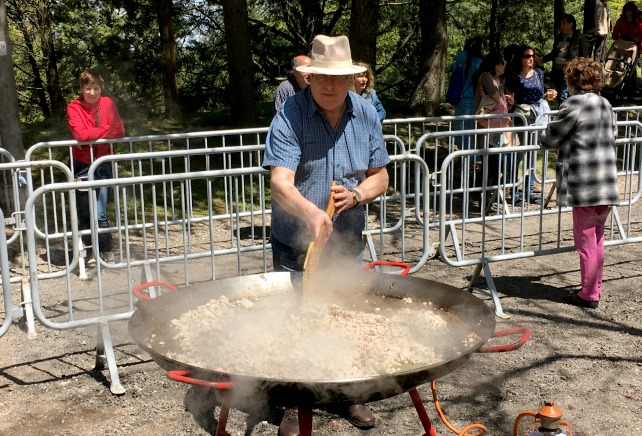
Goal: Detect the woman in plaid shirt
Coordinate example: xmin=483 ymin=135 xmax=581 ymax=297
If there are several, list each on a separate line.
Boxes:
xmin=541 ymin=58 xmax=619 ymax=309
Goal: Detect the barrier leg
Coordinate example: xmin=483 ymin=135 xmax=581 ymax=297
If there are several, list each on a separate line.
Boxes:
xmin=20 ymin=277 xmax=37 ymax=339
xmin=467 ymin=263 xmax=483 ymax=293
xmin=365 ymin=234 xmax=379 ymax=264
xmin=96 ymin=319 xmax=126 ymax=395
xmin=470 ymin=260 xmax=510 ymax=319
xmin=543 ymin=182 xmax=556 ymax=209
xmin=78 ymin=239 xmax=89 ymax=281
xmin=139 ymin=261 xmax=160 ymax=299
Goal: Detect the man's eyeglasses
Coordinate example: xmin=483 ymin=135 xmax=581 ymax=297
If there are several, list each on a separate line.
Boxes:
xmin=311 ymin=74 xmax=350 ymax=83
xmin=523 ymin=54 xmax=536 ymax=59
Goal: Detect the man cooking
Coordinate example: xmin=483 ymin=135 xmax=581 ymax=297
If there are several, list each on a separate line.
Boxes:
xmin=262 ymin=34 xmax=390 ymax=436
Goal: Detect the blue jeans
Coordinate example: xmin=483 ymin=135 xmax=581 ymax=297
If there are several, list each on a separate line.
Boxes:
xmin=73 ymin=161 xmax=112 ymax=229
xmin=271 ymin=236 xmax=307 ymax=272
xmin=95 ymin=187 xmax=109 ymax=222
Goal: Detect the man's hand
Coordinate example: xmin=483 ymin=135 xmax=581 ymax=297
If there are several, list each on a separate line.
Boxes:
xmin=332 ymin=184 xmax=355 ymax=214
xmin=306 ymin=207 xmax=333 ymax=242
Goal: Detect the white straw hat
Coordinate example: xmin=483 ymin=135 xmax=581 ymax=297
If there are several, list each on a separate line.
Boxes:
xmin=296 ymin=35 xmax=367 ymax=75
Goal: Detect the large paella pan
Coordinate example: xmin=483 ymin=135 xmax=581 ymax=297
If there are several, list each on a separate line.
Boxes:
xmin=128 ymin=268 xmax=497 ymax=408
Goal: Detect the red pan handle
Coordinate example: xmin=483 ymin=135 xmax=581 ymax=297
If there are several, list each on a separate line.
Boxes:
xmin=478 ymin=327 xmax=531 ymax=353
xmin=167 ymin=370 xmax=233 ymax=390
xmin=364 ymin=260 xmax=411 ymax=276
xmin=132 ymin=280 xmax=177 ymax=301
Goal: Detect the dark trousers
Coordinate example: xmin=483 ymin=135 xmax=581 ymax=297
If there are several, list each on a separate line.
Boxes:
xmin=593 ymin=34 xmax=608 ymax=63
xmin=72 ymin=161 xmax=113 ymax=252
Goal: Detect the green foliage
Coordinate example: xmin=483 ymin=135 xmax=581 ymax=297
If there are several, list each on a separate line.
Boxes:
xmin=8 ymin=0 xmax=605 ymax=126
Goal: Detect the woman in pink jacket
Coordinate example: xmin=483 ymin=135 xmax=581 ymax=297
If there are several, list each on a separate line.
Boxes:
xmin=66 ymin=69 xmax=124 ymax=256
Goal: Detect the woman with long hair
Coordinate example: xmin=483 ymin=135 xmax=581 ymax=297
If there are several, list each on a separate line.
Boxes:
xmin=472 ymin=51 xmax=512 ymax=130
xmin=613 ymin=1 xmax=639 ymax=42
xmin=505 ymin=45 xmax=556 ymax=206
xmin=353 ymin=62 xmax=386 ymax=122
xmin=471 ymin=52 xmax=513 ymax=212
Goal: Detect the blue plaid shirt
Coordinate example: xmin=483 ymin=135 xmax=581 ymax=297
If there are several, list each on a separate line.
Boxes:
xmin=263 ymin=87 xmax=390 ymax=251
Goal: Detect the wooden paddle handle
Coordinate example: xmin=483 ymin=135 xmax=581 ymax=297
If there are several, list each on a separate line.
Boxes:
xmin=314 ymin=195 xmax=334 ymax=246
xmin=319 ymin=181 xmax=337 ymax=239
xmin=303 ymin=182 xmax=337 ymax=272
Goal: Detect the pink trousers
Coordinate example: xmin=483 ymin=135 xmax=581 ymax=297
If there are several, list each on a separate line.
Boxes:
xmin=572 ymin=205 xmax=610 ymax=302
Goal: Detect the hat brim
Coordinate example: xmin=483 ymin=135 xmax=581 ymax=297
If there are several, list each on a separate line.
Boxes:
xmin=295 ymin=64 xmax=367 ymax=75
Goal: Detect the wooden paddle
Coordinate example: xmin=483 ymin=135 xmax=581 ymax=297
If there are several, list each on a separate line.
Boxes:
xmin=302 ymin=182 xmax=337 ymax=291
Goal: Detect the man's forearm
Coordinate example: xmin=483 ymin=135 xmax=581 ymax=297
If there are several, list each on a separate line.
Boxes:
xmin=354 ymin=166 xmax=389 ymax=204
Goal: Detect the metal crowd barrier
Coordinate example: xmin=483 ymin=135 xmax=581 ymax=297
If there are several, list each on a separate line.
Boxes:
xmin=21 ymin=145 xmax=431 ymax=393
xmin=0 ymin=160 xmax=77 ymax=282
xmin=0 ymin=208 xmax=13 ymax=337
xmin=434 ymin=123 xmax=642 ymax=317
xmin=23 ymin=167 xmax=270 ymax=394
xmin=0 ymin=148 xmax=24 ymax=241
xmin=21 ymin=132 xmax=418 ymax=269
xmin=382 ymin=112 xmax=528 ymax=153
xmin=4 ymin=111 xmax=642 ymax=393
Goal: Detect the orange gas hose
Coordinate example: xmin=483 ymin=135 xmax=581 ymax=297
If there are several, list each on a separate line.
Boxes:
xmin=430 ymin=381 xmax=487 ymax=436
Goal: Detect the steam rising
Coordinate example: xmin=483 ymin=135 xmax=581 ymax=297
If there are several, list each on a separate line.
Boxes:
xmin=162 ymin=262 xmax=480 ymax=382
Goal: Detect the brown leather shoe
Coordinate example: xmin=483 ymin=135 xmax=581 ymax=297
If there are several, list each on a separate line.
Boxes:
xmin=278 ymin=408 xmax=300 ymax=436
xmin=346 ymin=403 xmax=376 ymax=429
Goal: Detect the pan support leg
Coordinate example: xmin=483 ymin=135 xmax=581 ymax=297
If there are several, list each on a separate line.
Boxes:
xmin=468 ymin=260 xmax=510 ymax=319
xmin=215 ymin=395 xmax=231 ymax=436
xmin=95 ymin=318 xmax=126 ymax=395
xmin=298 ymin=408 xmax=313 ymax=436
xmin=408 ymin=388 xmax=437 ymax=436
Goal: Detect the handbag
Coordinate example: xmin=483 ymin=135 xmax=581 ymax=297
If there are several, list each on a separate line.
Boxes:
xmin=476 ymin=95 xmax=498 ymax=115
xmin=512 ymin=103 xmax=532 ymax=119
xmin=477 ymin=95 xmax=511 ymax=128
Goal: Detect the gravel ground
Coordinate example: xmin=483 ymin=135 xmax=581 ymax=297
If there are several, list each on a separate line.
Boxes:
xmin=2 ymin=234 xmax=642 ymax=436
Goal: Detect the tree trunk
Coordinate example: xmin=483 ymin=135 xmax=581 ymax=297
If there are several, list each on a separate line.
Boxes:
xmin=554 ymin=0 xmax=564 ymax=31
xmin=409 ymin=0 xmax=447 ymax=116
xmin=10 ymin=0 xmax=50 ymax=117
xmin=349 ymin=0 xmax=378 ymax=67
xmin=36 ymin=0 xmax=65 ymax=118
xmin=155 ymin=0 xmax=180 ymax=119
xmin=583 ymin=0 xmax=596 ymax=33
xmin=489 ymin=0 xmax=498 ymax=53
xmin=221 ymin=0 xmax=257 ymax=127
xmin=0 ymin=0 xmax=24 ymax=161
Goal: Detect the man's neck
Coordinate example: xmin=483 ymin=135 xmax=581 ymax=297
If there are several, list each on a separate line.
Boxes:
xmin=321 ymin=100 xmax=347 ymax=131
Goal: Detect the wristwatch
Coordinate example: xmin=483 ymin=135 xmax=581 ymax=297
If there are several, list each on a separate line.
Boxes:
xmin=350 ymin=189 xmax=361 ymax=207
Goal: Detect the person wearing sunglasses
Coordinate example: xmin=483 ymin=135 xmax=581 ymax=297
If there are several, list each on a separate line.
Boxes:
xmin=505 ymin=45 xmax=555 ymax=206
xmin=540 ymin=13 xmax=590 ymax=103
